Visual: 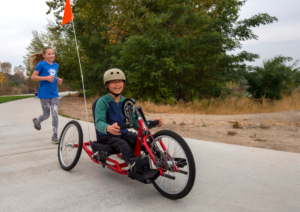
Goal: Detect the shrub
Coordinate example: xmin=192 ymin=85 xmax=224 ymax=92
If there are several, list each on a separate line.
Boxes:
xmin=245 ymin=56 xmax=300 ymax=100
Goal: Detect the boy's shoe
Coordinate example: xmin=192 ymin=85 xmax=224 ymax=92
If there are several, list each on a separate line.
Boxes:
xmin=128 ymin=155 xmax=149 ymax=173
xmin=32 ymin=118 xmax=41 ymax=130
xmin=52 ymin=134 xmax=59 ymax=144
xmin=128 ymin=160 xmax=136 ymax=172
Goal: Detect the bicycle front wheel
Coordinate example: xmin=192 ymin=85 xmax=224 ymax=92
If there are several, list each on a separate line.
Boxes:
xmin=58 ymin=120 xmax=83 ymax=171
xmin=150 ymin=130 xmax=196 ymax=199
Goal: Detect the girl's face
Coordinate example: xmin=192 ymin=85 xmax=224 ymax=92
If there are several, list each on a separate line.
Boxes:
xmin=43 ymin=49 xmax=55 ymax=63
xmin=106 ymin=80 xmax=124 ymax=95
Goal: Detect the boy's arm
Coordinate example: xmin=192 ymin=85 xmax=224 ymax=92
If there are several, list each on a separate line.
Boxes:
xmin=95 ymin=99 xmax=109 ymax=134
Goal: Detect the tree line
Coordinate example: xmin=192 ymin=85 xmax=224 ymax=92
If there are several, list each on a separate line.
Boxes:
xmin=0 ymin=62 xmax=26 ymax=79
xmin=24 ymin=0 xmax=299 ymax=102
xmin=0 ymin=62 xmax=27 ymax=86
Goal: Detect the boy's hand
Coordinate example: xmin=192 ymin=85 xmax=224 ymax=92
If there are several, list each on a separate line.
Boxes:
xmin=57 ymin=78 xmax=63 ymax=84
xmin=152 ymin=118 xmax=163 ymax=127
xmin=46 ymin=75 xmax=55 ymax=83
xmin=107 ymin=123 xmax=121 ymax=135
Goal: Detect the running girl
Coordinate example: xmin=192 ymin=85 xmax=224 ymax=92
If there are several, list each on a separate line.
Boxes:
xmin=29 ymin=46 xmax=63 ymax=144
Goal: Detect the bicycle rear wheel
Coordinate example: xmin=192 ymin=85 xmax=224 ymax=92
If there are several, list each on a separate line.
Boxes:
xmin=58 ymin=120 xmax=83 ymax=171
xmin=150 ymin=130 xmax=196 ymax=199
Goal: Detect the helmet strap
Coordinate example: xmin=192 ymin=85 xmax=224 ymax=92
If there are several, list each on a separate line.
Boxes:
xmin=105 ymin=81 xmax=125 ymax=98
xmin=106 ymin=87 xmax=121 ymax=97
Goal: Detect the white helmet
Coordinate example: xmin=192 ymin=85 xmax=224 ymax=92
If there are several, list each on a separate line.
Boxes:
xmin=103 ymin=68 xmax=126 ymax=85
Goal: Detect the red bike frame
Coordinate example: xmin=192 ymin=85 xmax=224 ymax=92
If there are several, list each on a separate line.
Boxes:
xmin=80 ymin=118 xmax=176 ymax=176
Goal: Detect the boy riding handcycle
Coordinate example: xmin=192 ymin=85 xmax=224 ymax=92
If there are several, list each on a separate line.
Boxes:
xmin=58 ymin=69 xmax=196 ymax=199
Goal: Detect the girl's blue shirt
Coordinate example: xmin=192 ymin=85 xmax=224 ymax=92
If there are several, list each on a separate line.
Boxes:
xmin=35 ymin=61 xmax=59 ymax=99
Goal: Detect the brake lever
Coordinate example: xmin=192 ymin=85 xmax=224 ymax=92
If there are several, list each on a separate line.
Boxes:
xmin=136 ymin=106 xmax=148 ymax=125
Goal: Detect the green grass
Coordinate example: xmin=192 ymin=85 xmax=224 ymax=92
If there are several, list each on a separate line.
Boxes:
xmin=0 ymin=95 xmax=35 ymax=104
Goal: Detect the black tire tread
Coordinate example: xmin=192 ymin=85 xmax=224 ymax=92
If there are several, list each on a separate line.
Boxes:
xmin=58 ymin=120 xmax=83 ymax=171
xmin=152 ymin=130 xmax=196 ymax=200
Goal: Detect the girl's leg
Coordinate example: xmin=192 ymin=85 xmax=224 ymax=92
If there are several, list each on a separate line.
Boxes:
xmin=50 ymin=97 xmax=59 ymax=135
xmin=36 ymin=99 xmax=51 ymax=125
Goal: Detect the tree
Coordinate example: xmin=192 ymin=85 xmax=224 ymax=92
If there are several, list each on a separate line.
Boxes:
xmin=0 ymin=73 xmax=7 ymax=86
xmin=245 ymin=56 xmax=300 ymax=100
xmin=24 ymin=27 xmax=82 ymax=90
xmin=1 ymin=62 xmax=12 ymax=74
xmin=23 ymin=30 xmax=49 ymax=77
xmin=112 ymin=0 xmax=278 ymax=102
xmin=45 ymin=0 xmax=118 ymax=94
xmin=41 ymin=0 xmax=278 ymax=101
xmin=14 ymin=65 xmax=26 ymax=80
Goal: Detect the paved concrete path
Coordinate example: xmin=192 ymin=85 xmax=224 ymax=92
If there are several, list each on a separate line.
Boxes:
xmin=0 ymin=91 xmax=75 ymax=97
xmin=0 ymin=94 xmax=299 ymax=212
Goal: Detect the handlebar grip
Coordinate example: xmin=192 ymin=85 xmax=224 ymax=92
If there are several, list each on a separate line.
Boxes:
xmin=119 ymin=124 xmax=131 ymax=130
xmin=148 ymin=120 xmax=159 ymax=126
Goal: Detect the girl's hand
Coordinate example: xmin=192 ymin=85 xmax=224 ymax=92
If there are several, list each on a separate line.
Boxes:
xmin=57 ymin=78 xmax=63 ymax=84
xmin=46 ymin=75 xmax=55 ymax=83
xmin=152 ymin=118 xmax=163 ymax=127
xmin=107 ymin=123 xmax=121 ymax=135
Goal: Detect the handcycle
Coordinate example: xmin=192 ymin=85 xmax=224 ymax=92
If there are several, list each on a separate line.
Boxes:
xmin=58 ymin=98 xmax=196 ymax=199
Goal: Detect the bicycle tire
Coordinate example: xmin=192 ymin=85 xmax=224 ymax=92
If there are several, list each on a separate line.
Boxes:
xmin=150 ymin=130 xmax=196 ymax=199
xmin=58 ymin=120 xmax=83 ymax=171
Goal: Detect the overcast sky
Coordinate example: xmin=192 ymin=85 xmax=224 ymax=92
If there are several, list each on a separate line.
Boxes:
xmin=0 ymin=0 xmax=299 ymax=69
xmin=234 ymin=0 xmax=300 ymax=66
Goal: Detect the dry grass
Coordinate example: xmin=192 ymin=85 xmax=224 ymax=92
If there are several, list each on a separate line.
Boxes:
xmin=136 ymin=89 xmax=300 ymax=115
xmin=232 ymin=121 xmax=243 ymax=129
xmin=254 ymin=138 xmax=267 ymax=142
xmin=227 ymin=131 xmax=237 ymax=136
xmin=76 ymin=89 xmax=300 ymax=116
xmin=58 ymin=112 xmax=80 ymax=120
xmin=259 ymin=123 xmax=270 ymax=129
xmin=0 ymin=85 xmax=73 ymax=96
xmin=294 ymin=122 xmax=300 ymax=127
xmin=179 ymin=121 xmax=187 ymax=126
xmin=59 ymin=94 xmax=300 ymax=153
xmin=0 ymin=87 xmax=23 ymax=95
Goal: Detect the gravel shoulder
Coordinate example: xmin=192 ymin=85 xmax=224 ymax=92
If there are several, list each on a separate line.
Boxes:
xmin=58 ymin=96 xmax=300 ymax=153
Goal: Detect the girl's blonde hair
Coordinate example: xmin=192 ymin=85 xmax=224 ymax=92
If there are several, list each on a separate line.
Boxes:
xmin=28 ymin=46 xmax=54 ymax=69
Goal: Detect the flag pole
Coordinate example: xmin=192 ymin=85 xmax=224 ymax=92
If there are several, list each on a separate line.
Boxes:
xmin=71 ymin=19 xmax=91 ymax=141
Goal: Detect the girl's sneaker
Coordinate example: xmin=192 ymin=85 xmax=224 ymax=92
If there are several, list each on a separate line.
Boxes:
xmin=52 ymin=134 xmax=59 ymax=144
xmin=32 ymin=118 xmax=41 ymax=130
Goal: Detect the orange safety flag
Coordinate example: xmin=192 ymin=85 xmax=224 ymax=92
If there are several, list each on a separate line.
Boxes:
xmin=62 ymin=0 xmax=73 ymax=26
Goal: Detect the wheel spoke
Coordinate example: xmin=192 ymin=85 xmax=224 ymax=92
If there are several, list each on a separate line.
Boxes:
xmin=59 ymin=123 xmax=82 ymax=169
xmin=150 ymin=134 xmax=191 ymax=196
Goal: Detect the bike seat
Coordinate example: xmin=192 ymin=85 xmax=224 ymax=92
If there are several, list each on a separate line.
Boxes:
xmin=90 ymin=141 xmax=119 ymax=154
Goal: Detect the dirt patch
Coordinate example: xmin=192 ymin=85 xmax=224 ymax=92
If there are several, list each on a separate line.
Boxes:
xmin=59 ymin=96 xmax=300 ymax=153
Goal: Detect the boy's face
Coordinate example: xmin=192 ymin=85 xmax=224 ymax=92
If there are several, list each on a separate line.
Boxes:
xmin=106 ymin=80 xmax=124 ymax=94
